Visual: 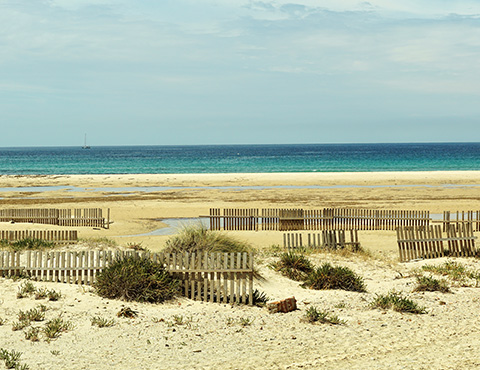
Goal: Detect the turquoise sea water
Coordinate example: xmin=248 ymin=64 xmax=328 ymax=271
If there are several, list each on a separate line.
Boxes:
xmin=0 ymin=143 xmax=479 ymax=175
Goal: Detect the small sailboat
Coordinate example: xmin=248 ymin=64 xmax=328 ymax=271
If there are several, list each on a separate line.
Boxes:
xmin=82 ymin=134 xmax=91 ymax=149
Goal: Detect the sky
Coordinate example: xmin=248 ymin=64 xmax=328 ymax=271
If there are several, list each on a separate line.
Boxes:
xmin=1 ymin=0 xmax=480 ymax=147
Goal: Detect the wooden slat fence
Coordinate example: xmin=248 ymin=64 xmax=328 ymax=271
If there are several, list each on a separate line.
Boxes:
xmin=0 ymin=208 xmax=110 ymax=229
xmin=397 ymin=224 xmax=477 ymax=262
xmin=0 ymin=250 xmax=254 ymax=305
xmin=441 ymin=211 xmax=480 ymax=232
xmin=283 ymin=230 xmax=360 ymax=250
xmin=208 ymin=208 xmax=430 ymax=231
xmin=0 ymin=230 xmax=78 ymax=245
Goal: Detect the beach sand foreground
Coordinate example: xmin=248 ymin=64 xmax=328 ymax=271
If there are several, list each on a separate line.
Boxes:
xmin=1 ymin=172 xmax=480 ymax=369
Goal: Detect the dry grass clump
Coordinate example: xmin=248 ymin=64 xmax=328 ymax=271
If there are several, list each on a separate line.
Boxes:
xmin=370 ymin=291 xmax=426 ymax=314
xmin=301 ymin=262 xmax=367 ymax=293
xmin=117 ymin=307 xmax=138 ymax=318
xmin=94 ymin=255 xmax=179 ymax=303
xmin=270 ymin=251 xmax=314 ymax=281
xmin=164 ymin=225 xmax=252 ymax=254
xmin=413 ymin=275 xmax=451 ymax=293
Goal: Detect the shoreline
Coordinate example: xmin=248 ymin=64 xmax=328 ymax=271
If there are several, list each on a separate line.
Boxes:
xmin=2 ymin=170 xmax=480 ymax=188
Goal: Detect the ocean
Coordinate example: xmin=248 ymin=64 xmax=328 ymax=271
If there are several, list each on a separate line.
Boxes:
xmin=0 ymin=143 xmax=479 ymax=175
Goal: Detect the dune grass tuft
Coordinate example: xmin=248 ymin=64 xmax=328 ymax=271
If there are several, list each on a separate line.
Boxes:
xmin=271 ymin=251 xmax=314 ymax=281
xmin=370 ymin=291 xmax=426 ymax=314
xmin=413 ymin=275 xmax=451 ymax=293
xmin=302 ymin=306 xmax=345 ymax=325
xmin=164 ymin=224 xmax=252 ymax=254
xmin=301 ymin=262 xmax=366 ymax=292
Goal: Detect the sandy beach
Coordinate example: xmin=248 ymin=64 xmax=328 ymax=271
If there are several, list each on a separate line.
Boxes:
xmin=1 ymin=172 xmax=480 ymax=369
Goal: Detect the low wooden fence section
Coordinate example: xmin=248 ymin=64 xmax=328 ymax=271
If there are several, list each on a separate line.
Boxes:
xmin=0 ymin=230 xmax=78 ymax=245
xmin=283 ymin=230 xmax=360 ymax=250
xmin=208 ymin=208 xmax=430 ymax=231
xmin=0 ymin=208 xmax=110 ymax=229
xmin=397 ymin=225 xmax=477 ymax=262
xmin=0 ymin=250 xmax=254 ymax=305
xmin=441 ymin=211 xmax=480 ymax=232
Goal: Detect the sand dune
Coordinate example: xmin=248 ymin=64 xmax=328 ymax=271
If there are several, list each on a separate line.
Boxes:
xmin=1 ymin=172 xmax=480 ymax=369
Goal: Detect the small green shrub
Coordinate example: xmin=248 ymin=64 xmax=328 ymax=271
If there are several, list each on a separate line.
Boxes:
xmin=24 ymin=326 xmax=40 ymax=342
xmin=0 ymin=317 xmax=5 ymax=326
xmin=47 ymin=289 xmax=62 ymax=301
xmin=164 ymin=225 xmax=252 ymax=254
xmin=271 ymin=251 xmax=314 ymax=281
xmin=302 ymin=306 xmax=345 ymax=325
xmin=18 ymin=307 xmax=45 ymax=322
xmin=42 ymin=317 xmax=73 ymax=339
xmin=17 ymin=282 xmax=36 ymax=298
xmin=301 ymin=263 xmax=366 ymax=292
xmin=91 ymin=316 xmax=116 ymax=328
xmin=34 ymin=287 xmax=48 ymax=300
xmin=413 ymin=275 xmax=451 ymax=293
xmin=370 ymin=291 xmax=426 ymax=314
xmin=11 ymin=320 xmax=30 ymax=331
xmin=94 ymin=255 xmax=179 ymax=303
xmin=0 ymin=348 xmax=26 ymax=369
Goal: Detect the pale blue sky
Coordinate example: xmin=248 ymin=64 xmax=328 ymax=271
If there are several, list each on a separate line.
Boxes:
xmin=1 ymin=0 xmax=480 ymax=146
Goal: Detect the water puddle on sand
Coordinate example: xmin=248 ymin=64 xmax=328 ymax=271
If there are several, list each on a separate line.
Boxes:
xmin=1 ymin=183 xmax=480 ymax=196
xmin=117 ymin=217 xmax=209 ymax=237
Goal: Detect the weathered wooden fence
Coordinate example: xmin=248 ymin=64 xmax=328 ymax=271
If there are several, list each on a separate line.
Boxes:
xmin=283 ymin=230 xmax=360 ymax=250
xmin=397 ymin=224 xmax=477 ymax=262
xmin=440 ymin=211 xmax=480 ymax=232
xmin=0 ymin=208 xmax=110 ymax=229
xmin=0 ymin=250 xmax=254 ymax=305
xmin=208 ymin=208 xmax=430 ymax=231
xmin=0 ymin=230 xmax=78 ymax=245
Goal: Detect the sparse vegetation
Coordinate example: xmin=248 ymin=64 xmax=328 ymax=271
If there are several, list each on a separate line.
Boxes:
xmin=126 ymin=242 xmax=147 ymax=251
xmin=301 ymin=262 xmax=367 ymax=292
xmin=238 ymin=317 xmax=254 ymax=326
xmin=164 ymin=224 xmax=252 ymax=254
xmin=91 ymin=316 xmax=116 ymax=328
xmin=302 ymin=306 xmax=345 ymax=325
xmin=79 ymin=237 xmax=118 ymax=249
xmin=94 ymin=255 xmax=179 ymax=303
xmin=271 ymin=251 xmax=314 ymax=281
xmin=0 ymin=238 xmax=55 ymax=251
xmin=413 ymin=275 xmax=451 ymax=293
xmin=370 ymin=291 xmax=426 ymax=314
xmin=421 ymin=260 xmax=480 ymax=286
